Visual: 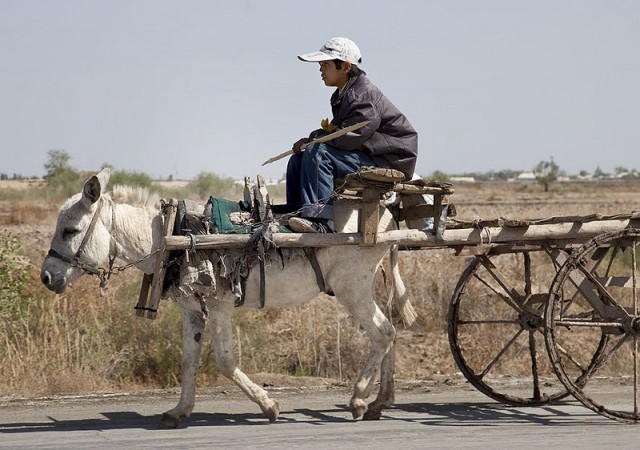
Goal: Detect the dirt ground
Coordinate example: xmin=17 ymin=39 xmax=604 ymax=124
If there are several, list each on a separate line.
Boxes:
xmin=0 ymin=179 xmax=46 ymax=190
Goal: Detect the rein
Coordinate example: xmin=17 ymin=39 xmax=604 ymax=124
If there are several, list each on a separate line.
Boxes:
xmin=47 ymin=197 xmax=160 ymax=292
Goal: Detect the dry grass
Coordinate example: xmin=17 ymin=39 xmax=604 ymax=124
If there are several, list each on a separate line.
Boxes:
xmin=2 ymin=179 xmax=640 ymax=398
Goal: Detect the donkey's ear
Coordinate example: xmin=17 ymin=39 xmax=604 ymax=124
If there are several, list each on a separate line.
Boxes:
xmin=81 ymin=168 xmax=111 ymax=206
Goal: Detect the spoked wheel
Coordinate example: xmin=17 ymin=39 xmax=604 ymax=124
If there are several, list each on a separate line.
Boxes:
xmin=545 ymin=228 xmax=640 ymax=423
xmin=449 ymin=250 xmax=575 ymax=405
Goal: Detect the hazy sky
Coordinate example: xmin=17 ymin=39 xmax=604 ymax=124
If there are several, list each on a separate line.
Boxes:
xmin=1 ymin=0 xmax=639 ymax=180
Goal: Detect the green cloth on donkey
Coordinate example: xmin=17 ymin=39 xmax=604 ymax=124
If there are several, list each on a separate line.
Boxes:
xmin=207 ymin=196 xmax=291 ymax=234
xmin=208 ymin=197 xmax=253 ymax=234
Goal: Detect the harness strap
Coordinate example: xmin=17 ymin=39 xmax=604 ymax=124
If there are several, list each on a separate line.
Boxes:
xmin=258 ymin=238 xmax=266 ymax=308
xmin=76 ymin=198 xmax=105 ymax=258
xmin=303 ymin=247 xmax=332 ymax=296
xmin=47 ymin=248 xmax=102 ymax=276
xmin=235 ymin=245 xmax=285 ymax=309
xmin=109 ymin=202 xmax=118 ymax=260
xmin=101 ymin=202 xmax=119 ymax=291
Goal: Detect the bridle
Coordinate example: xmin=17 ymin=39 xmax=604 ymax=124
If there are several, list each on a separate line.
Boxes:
xmin=46 ymin=196 xmax=162 ymax=292
xmin=47 ymin=198 xmax=125 ymax=291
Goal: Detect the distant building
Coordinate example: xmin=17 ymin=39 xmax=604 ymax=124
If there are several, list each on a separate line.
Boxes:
xmin=516 ymin=172 xmax=536 ymax=181
xmin=449 ymin=176 xmax=475 ymax=183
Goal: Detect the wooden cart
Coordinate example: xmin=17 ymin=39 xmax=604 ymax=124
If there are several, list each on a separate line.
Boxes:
xmin=138 ymin=168 xmax=640 ymax=424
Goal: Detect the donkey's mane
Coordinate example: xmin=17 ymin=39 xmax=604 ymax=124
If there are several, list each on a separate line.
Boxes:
xmin=109 ymin=185 xmax=160 ymax=209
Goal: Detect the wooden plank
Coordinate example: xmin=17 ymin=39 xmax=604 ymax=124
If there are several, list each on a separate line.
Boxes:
xmin=393 ymin=184 xmax=454 ymax=195
xmin=164 ymin=219 xmax=638 ymax=250
xmin=449 ymin=212 xmax=639 ymax=229
xmin=402 ymin=178 xmax=453 ymax=189
xmin=355 ymin=167 xmax=405 ymax=182
xmin=361 ymin=189 xmax=380 ymax=245
xmin=135 ymin=273 xmax=153 ymax=317
xmin=336 ymin=168 xmax=405 ymax=193
xmin=432 ymin=194 xmax=444 ymax=238
xmin=146 ymin=198 xmax=178 ymax=319
xmin=243 ymin=176 xmax=254 ymax=211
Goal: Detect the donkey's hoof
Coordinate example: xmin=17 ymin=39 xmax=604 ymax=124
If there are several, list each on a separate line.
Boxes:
xmin=350 ymin=398 xmax=367 ymax=420
xmin=363 ymin=408 xmax=382 ymax=421
xmin=159 ymin=413 xmax=181 ymax=429
xmin=264 ymin=399 xmax=280 ymax=423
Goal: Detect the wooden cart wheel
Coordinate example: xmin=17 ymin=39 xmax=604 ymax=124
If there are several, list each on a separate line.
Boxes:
xmin=545 ymin=228 xmax=640 ymax=423
xmin=449 ymin=250 xmax=573 ymax=405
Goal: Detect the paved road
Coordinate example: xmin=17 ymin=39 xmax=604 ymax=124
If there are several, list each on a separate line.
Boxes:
xmin=1 ymin=381 xmax=639 ymax=449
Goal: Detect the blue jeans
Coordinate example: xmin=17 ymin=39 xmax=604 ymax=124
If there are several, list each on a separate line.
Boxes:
xmin=286 ymin=143 xmax=377 ymax=220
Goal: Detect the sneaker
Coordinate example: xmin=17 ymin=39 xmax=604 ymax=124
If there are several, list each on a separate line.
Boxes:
xmin=288 ymin=217 xmax=335 ymax=233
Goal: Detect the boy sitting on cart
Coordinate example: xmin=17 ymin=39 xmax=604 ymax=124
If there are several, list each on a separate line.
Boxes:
xmin=283 ymin=37 xmax=419 ymax=233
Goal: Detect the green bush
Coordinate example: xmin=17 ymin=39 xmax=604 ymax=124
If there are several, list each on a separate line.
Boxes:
xmin=46 ymin=168 xmax=82 ymax=197
xmin=0 ymin=231 xmax=30 ymax=322
xmin=109 ymin=170 xmax=155 ymax=189
xmin=188 ymin=172 xmax=234 ymax=199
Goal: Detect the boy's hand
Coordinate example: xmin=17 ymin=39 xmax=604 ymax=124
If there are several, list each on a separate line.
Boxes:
xmin=292 ymin=137 xmax=311 ymax=155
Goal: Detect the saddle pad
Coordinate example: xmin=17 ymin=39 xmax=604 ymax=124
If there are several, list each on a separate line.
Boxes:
xmin=208 ymin=196 xmax=252 ymax=234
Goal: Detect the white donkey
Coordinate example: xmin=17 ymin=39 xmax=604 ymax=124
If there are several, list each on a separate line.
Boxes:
xmin=40 ymin=168 xmax=416 ymax=428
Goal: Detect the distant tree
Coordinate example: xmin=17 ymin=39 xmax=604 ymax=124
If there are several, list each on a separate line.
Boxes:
xmin=44 ymin=149 xmax=80 ymax=195
xmin=188 ymin=172 xmax=235 ymax=199
xmin=109 ymin=170 xmax=154 ymax=188
xmin=593 ymin=166 xmax=609 ymax=179
xmin=431 ymin=170 xmax=449 ymax=182
xmin=44 ymin=149 xmax=73 ymax=178
xmin=98 ymin=163 xmax=156 ymax=189
xmin=533 ymin=157 xmax=559 ymax=192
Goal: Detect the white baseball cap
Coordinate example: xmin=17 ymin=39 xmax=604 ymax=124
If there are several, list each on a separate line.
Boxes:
xmin=298 ymin=37 xmax=362 ymax=65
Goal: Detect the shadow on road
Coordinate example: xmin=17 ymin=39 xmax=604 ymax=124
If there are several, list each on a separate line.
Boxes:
xmin=0 ymin=398 xmax=614 ymax=433
xmin=391 ymin=400 xmax=614 ymax=426
xmin=0 ymin=410 xmax=274 ymax=432
xmin=0 ymin=402 xmax=358 ymax=433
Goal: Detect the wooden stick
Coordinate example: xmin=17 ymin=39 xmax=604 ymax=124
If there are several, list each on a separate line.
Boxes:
xmin=261 ymin=121 xmax=370 ymax=166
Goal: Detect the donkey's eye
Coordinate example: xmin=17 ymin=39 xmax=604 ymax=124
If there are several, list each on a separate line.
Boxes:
xmin=62 ymin=228 xmax=81 ymax=240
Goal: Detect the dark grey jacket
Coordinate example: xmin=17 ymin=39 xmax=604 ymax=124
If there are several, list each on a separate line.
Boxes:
xmin=316 ymin=74 xmax=418 ymax=179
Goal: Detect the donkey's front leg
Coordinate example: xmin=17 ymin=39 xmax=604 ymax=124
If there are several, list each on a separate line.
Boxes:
xmin=160 ymin=307 xmax=205 ymax=429
xmin=210 ymin=302 xmax=280 ymax=422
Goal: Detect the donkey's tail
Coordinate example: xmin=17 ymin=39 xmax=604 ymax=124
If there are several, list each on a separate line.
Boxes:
xmin=389 ymin=244 xmax=417 ymax=327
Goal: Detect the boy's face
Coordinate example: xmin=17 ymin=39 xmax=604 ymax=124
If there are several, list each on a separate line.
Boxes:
xmin=319 ymin=60 xmax=350 ymax=89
